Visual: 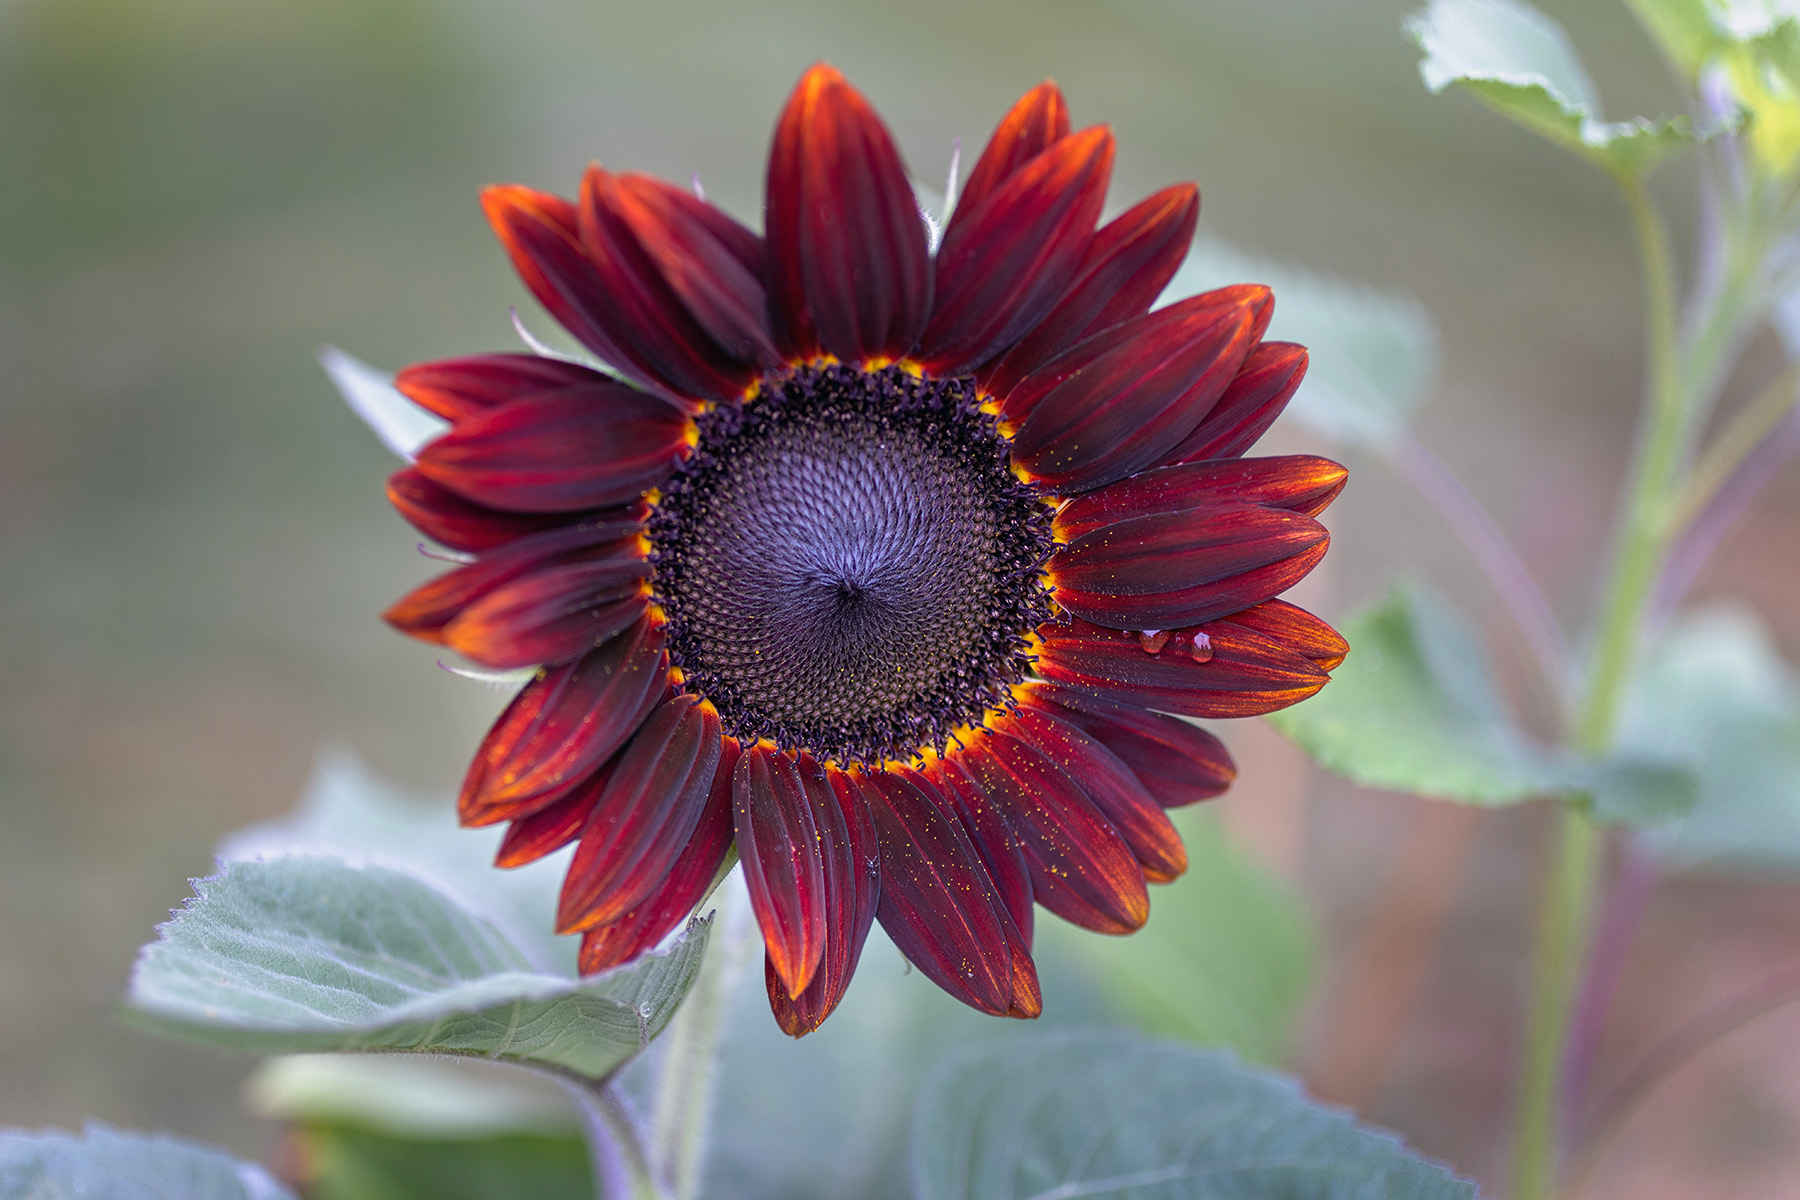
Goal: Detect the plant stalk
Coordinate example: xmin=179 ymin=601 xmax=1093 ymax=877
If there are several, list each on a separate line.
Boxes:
xmin=649 ymin=875 xmax=757 ymax=1200
xmin=1510 ymin=176 xmax=1686 ymax=1200
xmin=567 ymin=1079 xmax=663 ymax=1200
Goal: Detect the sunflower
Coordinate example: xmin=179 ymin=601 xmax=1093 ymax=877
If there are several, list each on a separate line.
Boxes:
xmin=383 ymin=64 xmax=1347 ymax=1035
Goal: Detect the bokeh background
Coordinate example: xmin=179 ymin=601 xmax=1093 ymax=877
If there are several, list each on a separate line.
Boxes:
xmin=2 ymin=0 xmax=1797 ymax=1196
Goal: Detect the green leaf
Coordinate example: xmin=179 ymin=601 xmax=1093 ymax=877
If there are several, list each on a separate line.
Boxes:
xmin=127 ymin=854 xmax=710 ymax=1081
xmin=1161 ymin=239 xmax=1438 ymax=449
xmin=297 ymin=1124 xmax=592 ymax=1200
xmin=223 ymin=748 xmax=576 ymax=974
xmin=1620 ymin=605 xmax=1800 ymax=871
xmin=1268 ymin=586 xmax=1698 ymax=822
xmin=909 ymin=1031 xmax=1477 ymax=1200
xmin=1042 ymin=809 xmax=1313 ymax=1062
xmin=321 ymin=345 xmax=446 ymax=462
xmin=1407 ymin=0 xmax=1695 ymax=173
xmin=1268 ymin=586 xmax=1567 ymax=803
xmin=0 ymin=1123 xmax=296 ymax=1200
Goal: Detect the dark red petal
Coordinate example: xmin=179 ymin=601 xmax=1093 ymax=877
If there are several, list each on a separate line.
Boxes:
xmin=1006 ymin=286 xmax=1270 ymax=493
xmin=414 ymin=387 xmax=690 ymax=514
xmin=1218 ymin=599 xmax=1349 ymax=670
xmin=457 ymin=615 xmax=668 ymax=823
xmin=444 ymin=556 xmax=650 ymax=670
xmin=952 ymin=80 xmax=1070 ymax=223
xmin=992 ymin=707 xmax=1185 ymax=883
xmin=767 ymin=758 xmax=881 ymax=1036
xmin=1034 ymin=616 xmax=1330 ymax=718
xmin=1053 ymin=455 xmax=1349 ymax=542
xmin=923 ymin=755 xmax=1033 ymax=944
xmin=733 ymin=744 xmax=828 ymax=998
xmin=481 ymin=185 xmax=694 ymax=408
xmin=916 ymin=126 xmax=1114 ymax=375
xmin=384 ymin=519 xmax=644 ymax=644
xmin=1165 ymin=341 xmax=1309 ymax=464
xmin=386 ymin=467 xmax=611 ymax=553
xmin=1049 ymin=504 xmax=1329 ymax=629
xmin=494 ymin=774 xmax=605 ymax=868
xmin=578 ymin=737 xmax=741 ymax=974
xmin=1028 ymin=683 xmax=1236 ymax=808
xmin=858 ymin=768 xmax=1022 ymax=1016
xmin=609 ymin=173 xmax=780 ymax=369
xmin=394 ymin=354 xmax=613 ymax=422
xmin=765 ymin=63 xmax=932 ymax=364
xmin=557 ymin=694 xmax=723 ymax=933
xmin=982 ymin=183 xmax=1199 ymax=398
xmin=575 ymin=166 xmax=759 ymax=403
xmin=959 ymin=731 xmax=1149 ymax=934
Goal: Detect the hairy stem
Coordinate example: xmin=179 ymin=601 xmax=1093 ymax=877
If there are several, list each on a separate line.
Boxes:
xmin=566 ymin=1079 xmax=662 ymax=1200
xmin=649 ymin=877 xmax=757 ymax=1200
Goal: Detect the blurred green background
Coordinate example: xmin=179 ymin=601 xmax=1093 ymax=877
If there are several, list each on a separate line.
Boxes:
xmin=2 ymin=1 xmax=1797 ymax=1197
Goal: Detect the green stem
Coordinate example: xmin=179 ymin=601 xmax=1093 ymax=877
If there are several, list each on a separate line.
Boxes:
xmin=648 ymin=876 xmax=757 ymax=1200
xmin=1510 ymin=176 xmax=1684 ymax=1200
xmin=1513 ymin=810 xmax=1601 ymax=1200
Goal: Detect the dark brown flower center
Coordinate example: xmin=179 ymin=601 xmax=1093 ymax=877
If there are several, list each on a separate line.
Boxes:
xmin=648 ymin=364 xmax=1052 ymax=765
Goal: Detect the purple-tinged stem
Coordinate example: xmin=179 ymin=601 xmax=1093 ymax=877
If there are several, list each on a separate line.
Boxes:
xmin=1653 ymin=403 xmax=1800 ymax=620
xmin=1387 ymin=432 xmax=1574 ymax=708
xmin=1556 ymin=834 xmax=1659 ymax=1154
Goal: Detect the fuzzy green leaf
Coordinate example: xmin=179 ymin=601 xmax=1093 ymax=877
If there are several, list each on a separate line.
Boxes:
xmin=1270 ymin=587 xmax=1697 ymax=821
xmin=1622 ymin=605 xmax=1800 ymax=870
xmin=1161 ymin=240 xmax=1438 ymax=449
xmin=910 ymin=1032 xmax=1476 ymax=1200
xmin=1268 ymin=586 xmax=1567 ymax=803
xmin=222 ymin=748 xmax=576 ymax=974
xmin=127 ymin=854 xmax=709 ymax=1081
xmin=1408 ymin=0 xmax=1695 ymax=173
xmin=0 ymin=1124 xmax=295 ymax=1200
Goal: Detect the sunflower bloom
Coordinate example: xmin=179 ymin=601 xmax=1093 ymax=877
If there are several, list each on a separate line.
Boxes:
xmin=383 ymin=64 xmax=1346 ymax=1035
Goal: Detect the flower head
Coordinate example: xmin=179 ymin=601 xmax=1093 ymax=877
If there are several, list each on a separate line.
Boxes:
xmin=384 ymin=64 xmax=1346 ymax=1035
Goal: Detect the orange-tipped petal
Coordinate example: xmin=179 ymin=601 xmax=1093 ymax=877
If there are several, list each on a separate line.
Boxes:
xmin=1034 ymin=616 xmax=1331 ymax=719
xmin=859 ymin=768 xmax=1022 ymax=1016
xmin=577 ymin=737 xmax=740 ymax=974
xmin=766 ymin=758 xmax=880 ymax=1036
xmin=456 ymin=615 xmax=668 ymax=823
xmin=983 ymin=183 xmax=1199 ymax=398
xmin=765 ymin=63 xmax=932 ymax=364
xmin=951 ymin=80 xmax=1071 ymax=222
xmin=1164 ymin=341 xmax=1309 ymax=463
xmin=958 ymin=731 xmax=1149 ymax=934
xmin=1048 ymin=502 xmax=1329 ymax=630
xmin=1026 ymin=684 xmax=1236 ymax=809
xmin=575 ymin=165 xmax=759 ymax=402
xmin=733 ymin=743 xmax=828 ymax=998
xmin=557 ymin=694 xmax=723 ymax=933
xmin=994 ymin=706 xmax=1185 ymax=883
xmin=916 ymin=126 xmax=1114 ymax=375
xmin=394 ymin=354 xmax=612 ymax=422
xmin=1006 ymin=285 xmax=1270 ymax=493
xmin=609 ymin=173 xmax=780 ymax=369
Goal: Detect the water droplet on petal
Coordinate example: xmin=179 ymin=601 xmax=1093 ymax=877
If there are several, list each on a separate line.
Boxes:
xmin=1138 ymin=629 xmax=1170 ymax=654
xmin=1189 ymin=632 xmax=1214 ymax=662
